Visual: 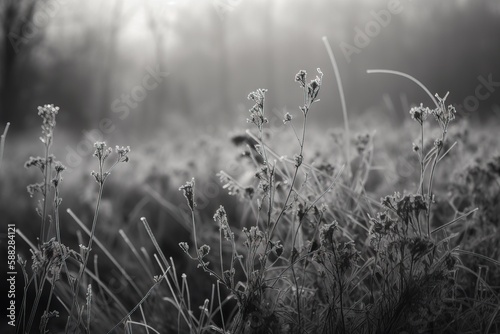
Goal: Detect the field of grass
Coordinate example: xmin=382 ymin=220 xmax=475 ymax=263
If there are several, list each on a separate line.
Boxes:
xmin=1 ymin=64 xmax=500 ymax=334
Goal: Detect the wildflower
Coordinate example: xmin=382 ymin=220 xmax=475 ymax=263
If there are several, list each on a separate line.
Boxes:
xmin=381 ymin=192 xmax=400 ymax=211
xmin=25 ymin=156 xmax=46 ymax=173
xmin=214 ymin=205 xmax=233 ymax=241
xmin=198 ymin=244 xmax=210 ymax=258
xmin=243 ymin=226 xmax=263 ymax=248
xmin=409 ymin=103 xmax=429 ymax=124
xmin=306 ymin=68 xmax=323 ymax=104
xmin=247 ymin=88 xmax=268 ymax=130
xmin=116 ymin=146 xmax=131 ymax=162
xmin=319 ymin=221 xmax=338 ymax=248
xmin=90 ymin=170 xmax=110 ymax=185
xmin=396 ymin=194 xmax=428 ymax=226
xmin=31 ymin=238 xmax=70 ymax=281
xmin=27 ymin=183 xmax=44 ymax=197
xmin=283 ymin=112 xmax=293 ymax=124
xmin=38 ymin=104 xmax=59 ymax=145
xmin=295 ymin=70 xmax=307 ymax=88
xmin=93 ymin=142 xmax=112 ymax=162
xmin=54 ymin=162 xmax=66 ymax=173
xmin=430 ymin=93 xmax=456 ymax=130
xmin=179 ymin=178 xmax=196 ymax=211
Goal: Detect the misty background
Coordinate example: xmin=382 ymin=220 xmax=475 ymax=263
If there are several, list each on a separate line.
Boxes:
xmin=1 ymin=0 xmax=499 ymax=143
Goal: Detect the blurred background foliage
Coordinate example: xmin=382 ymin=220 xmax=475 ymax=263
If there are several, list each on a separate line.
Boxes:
xmin=1 ymin=0 xmax=499 ymax=140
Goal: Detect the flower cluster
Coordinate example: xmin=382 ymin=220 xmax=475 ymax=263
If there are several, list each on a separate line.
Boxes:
xmin=409 ymin=93 xmax=456 ymax=130
xmin=382 ymin=192 xmax=427 ymax=228
xmin=214 ymin=205 xmax=233 ymax=241
xmin=31 ymin=238 xmax=76 ymax=282
xmin=116 ymin=146 xmax=131 ymax=162
xmin=294 ymin=70 xmax=307 ymax=88
xmin=243 ymin=226 xmax=263 ymax=249
xmin=409 ymin=103 xmax=430 ymax=124
xmin=247 ymin=88 xmax=269 ymax=130
xmin=295 ymin=68 xmax=324 ymax=115
xmin=93 ymin=142 xmax=113 ymax=162
xmin=38 ymin=104 xmax=59 ymax=145
xmin=431 ymin=93 xmax=456 ymax=130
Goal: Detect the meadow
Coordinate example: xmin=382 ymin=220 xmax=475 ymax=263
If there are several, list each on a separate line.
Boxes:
xmin=1 ymin=57 xmax=500 ymax=334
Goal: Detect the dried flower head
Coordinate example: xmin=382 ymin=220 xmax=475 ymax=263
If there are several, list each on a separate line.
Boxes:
xmin=198 ymin=244 xmax=210 ymax=258
xmin=93 ymin=142 xmax=112 ymax=162
xmin=179 ymin=178 xmax=196 ymax=211
xmin=54 ymin=161 xmax=66 ymax=173
xmin=306 ymin=68 xmax=323 ymax=103
xmin=116 ymin=146 xmax=131 ymax=162
xmin=27 ymin=183 xmax=44 ymax=197
xmin=283 ymin=112 xmax=293 ymax=124
xmin=409 ymin=103 xmax=429 ymax=124
xmin=430 ymin=92 xmax=456 ymax=130
xmin=214 ymin=205 xmax=233 ymax=241
xmin=295 ymin=70 xmax=307 ymax=88
xmin=319 ymin=221 xmax=338 ymax=248
xmin=247 ymin=88 xmax=268 ymax=130
xmin=25 ymin=156 xmax=46 ymax=173
xmin=243 ymin=226 xmax=263 ymax=248
xmin=38 ymin=104 xmax=59 ymax=145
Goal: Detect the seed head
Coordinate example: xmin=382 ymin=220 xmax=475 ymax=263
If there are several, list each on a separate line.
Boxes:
xmin=179 ymin=178 xmax=196 ymax=211
xmin=93 ymin=142 xmax=112 ymax=162
xmin=38 ymin=104 xmax=59 ymax=145
xmin=116 ymin=146 xmax=131 ymax=162
xmin=409 ymin=104 xmax=429 ymax=124
xmin=283 ymin=112 xmax=293 ymax=124
xmin=198 ymin=244 xmax=210 ymax=258
xmin=295 ymin=70 xmax=307 ymax=88
xmin=306 ymin=68 xmax=323 ymax=104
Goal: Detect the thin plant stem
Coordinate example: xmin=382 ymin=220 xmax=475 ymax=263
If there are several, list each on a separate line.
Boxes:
xmin=323 ymin=37 xmax=351 ymax=178
xmin=0 ymin=122 xmax=10 ymax=172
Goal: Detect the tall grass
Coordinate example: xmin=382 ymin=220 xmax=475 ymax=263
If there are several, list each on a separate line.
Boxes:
xmin=8 ymin=66 xmax=500 ymax=334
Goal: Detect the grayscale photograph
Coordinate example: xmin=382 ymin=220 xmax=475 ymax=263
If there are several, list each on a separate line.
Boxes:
xmin=1 ymin=0 xmax=499 ymax=333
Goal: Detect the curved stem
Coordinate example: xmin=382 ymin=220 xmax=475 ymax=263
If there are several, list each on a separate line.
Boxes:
xmin=366 ymin=69 xmax=439 ymax=109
